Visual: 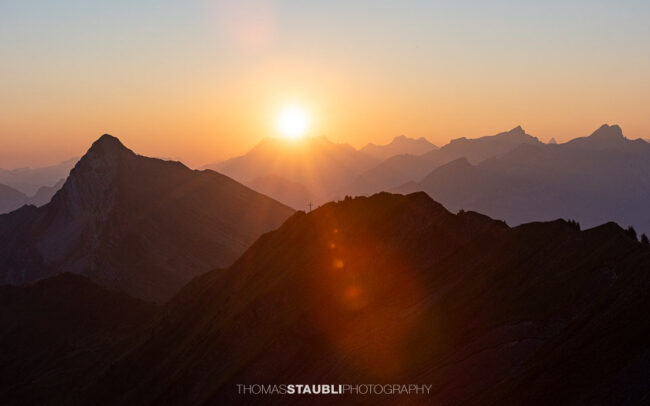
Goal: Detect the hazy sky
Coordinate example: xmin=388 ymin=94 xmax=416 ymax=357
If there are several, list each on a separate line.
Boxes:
xmin=1 ymin=0 xmax=649 ymax=168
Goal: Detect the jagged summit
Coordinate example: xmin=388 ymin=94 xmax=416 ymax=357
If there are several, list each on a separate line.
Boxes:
xmin=508 ymin=125 xmax=525 ymax=135
xmin=566 ymin=124 xmax=629 ymax=149
xmin=589 ymin=124 xmax=624 ymax=140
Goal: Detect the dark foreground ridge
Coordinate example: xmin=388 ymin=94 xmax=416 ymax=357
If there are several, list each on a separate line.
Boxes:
xmin=2 ymin=192 xmax=649 ymax=405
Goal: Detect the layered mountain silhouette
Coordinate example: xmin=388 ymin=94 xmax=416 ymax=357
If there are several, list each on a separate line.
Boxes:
xmin=0 ymin=178 xmax=65 ymax=214
xmin=0 ymin=157 xmax=76 ymax=196
xmin=398 ymin=124 xmax=650 ymax=233
xmin=4 ymin=193 xmax=635 ymax=405
xmin=360 ymin=134 xmax=437 ymax=160
xmin=203 ymin=136 xmax=379 ymax=203
xmin=0 ymin=184 xmax=28 ymax=214
xmin=346 ymin=126 xmax=541 ymax=196
xmin=0 ymin=135 xmax=293 ymax=301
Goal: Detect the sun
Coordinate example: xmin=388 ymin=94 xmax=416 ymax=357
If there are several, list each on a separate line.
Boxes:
xmin=276 ymin=106 xmax=310 ymax=139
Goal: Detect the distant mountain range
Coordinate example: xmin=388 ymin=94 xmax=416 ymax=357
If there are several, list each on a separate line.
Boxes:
xmin=0 ymin=158 xmax=76 ymax=196
xmin=0 ymin=179 xmax=65 ymax=214
xmin=398 ymin=124 xmax=650 ymax=233
xmin=360 ymin=134 xmax=437 ymax=160
xmin=205 ymin=124 xmax=650 ymax=234
xmin=203 ymin=135 xmax=379 ymax=203
xmin=0 ymin=134 xmax=293 ymax=302
xmin=3 ymin=192 xmax=647 ymax=405
xmin=346 ymin=126 xmax=542 ymax=196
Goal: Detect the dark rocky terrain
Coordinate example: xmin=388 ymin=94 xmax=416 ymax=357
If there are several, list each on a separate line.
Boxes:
xmin=32 ymin=192 xmax=646 ymax=405
xmin=0 ymin=273 xmax=156 ymax=405
xmin=0 ymin=135 xmax=294 ymax=302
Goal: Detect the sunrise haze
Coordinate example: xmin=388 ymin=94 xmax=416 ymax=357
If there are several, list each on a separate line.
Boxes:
xmin=1 ymin=0 xmax=649 ymax=168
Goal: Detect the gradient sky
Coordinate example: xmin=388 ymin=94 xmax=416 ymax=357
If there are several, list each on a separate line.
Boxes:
xmin=1 ymin=0 xmax=649 ymax=168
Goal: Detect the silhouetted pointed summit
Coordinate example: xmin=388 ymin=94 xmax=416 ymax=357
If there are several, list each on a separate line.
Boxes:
xmin=0 ymin=135 xmax=294 ymax=301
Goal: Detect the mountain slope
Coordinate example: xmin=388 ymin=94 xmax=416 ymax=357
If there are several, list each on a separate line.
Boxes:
xmin=83 ymin=192 xmax=650 ymax=405
xmin=0 ymin=273 xmax=156 ymax=405
xmin=246 ymin=174 xmax=316 ymax=210
xmin=360 ymin=135 xmax=437 ymax=160
xmin=0 ymin=135 xmax=294 ymax=301
xmin=204 ymin=136 xmax=378 ymax=202
xmin=347 ymin=126 xmax=542 ymax=197
xmin=402 ymin=124 xmax=650 ymax=233
xmin=27 ymin=178 xmax=65 ymax=206
xmin=423 ymin=125 xmax=542 ymax=165
xmin=0 ymin=183 xmax=28 ymax=214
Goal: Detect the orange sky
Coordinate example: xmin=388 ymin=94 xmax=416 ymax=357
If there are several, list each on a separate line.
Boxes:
xmin=1 ymin=1 xmax=649 ymax=169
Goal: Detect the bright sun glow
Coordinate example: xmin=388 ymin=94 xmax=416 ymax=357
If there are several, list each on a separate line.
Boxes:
xmin=276 ymin=106 xmax=310 ymax=139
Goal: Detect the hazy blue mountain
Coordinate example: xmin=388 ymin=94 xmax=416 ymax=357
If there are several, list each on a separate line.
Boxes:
xmin=26 ymin=178 xmax=65 ymax=207
xmin=0 ymin=135 xmax=294 ymax=302
xmin=360 ymin=134 xmax=437 ymax=160
xmin=0 ymin=158 xmax=77 ymax=196
xmin=0 ymin=179 xmax=66 ymax=215
xmin=398 ymin=124 xmax=650 ymax=233
xmin=0 ymin=184 xmax=28 ymax=214
xmin=347 ymin=126 xmax=541 ymax=197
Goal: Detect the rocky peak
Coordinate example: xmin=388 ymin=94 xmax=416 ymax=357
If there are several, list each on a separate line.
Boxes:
xmin=53 ymin=135 xmax=136 ymax=214
xmin=589 ymin=124 xmax=624 ymax=140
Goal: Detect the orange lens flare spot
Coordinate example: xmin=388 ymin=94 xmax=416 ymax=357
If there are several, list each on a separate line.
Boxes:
xmin=333 ymin=259 xmax=344 ymax=269
xmin=328 ymin=242 xmax=336 ymax=249
xmin=345 ymin=286 xmax=361 ymax=300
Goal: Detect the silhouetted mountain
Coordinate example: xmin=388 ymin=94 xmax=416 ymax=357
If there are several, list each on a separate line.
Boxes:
xmin=72 ymin=193 xmax=649 ymax=405
xmin=0 ymin=183 xmax=28 ymax=214
xmin=548 ymin=137 xmax=557 ymax=144
xmin=0 ymin=273 xmax=156 ymax=405
xmin=246 ymin=174 xmax=317 ymax=210
xmin=425 ymin=125 xmax=542 ymax=165
xmin=360 ymin=135 xmax=437 ymax=160
xmin=0 ymin=135 xmax=294 ymax=301
xmin=0 ymin=158 xmax=77 ymax=196
xmin=399 ymin=124 xmax=650 ymax=233
xmin=203 ymin=136 xmax=379 ymax=202
xmin=347 ymin=126 xmax=540 ymax=197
